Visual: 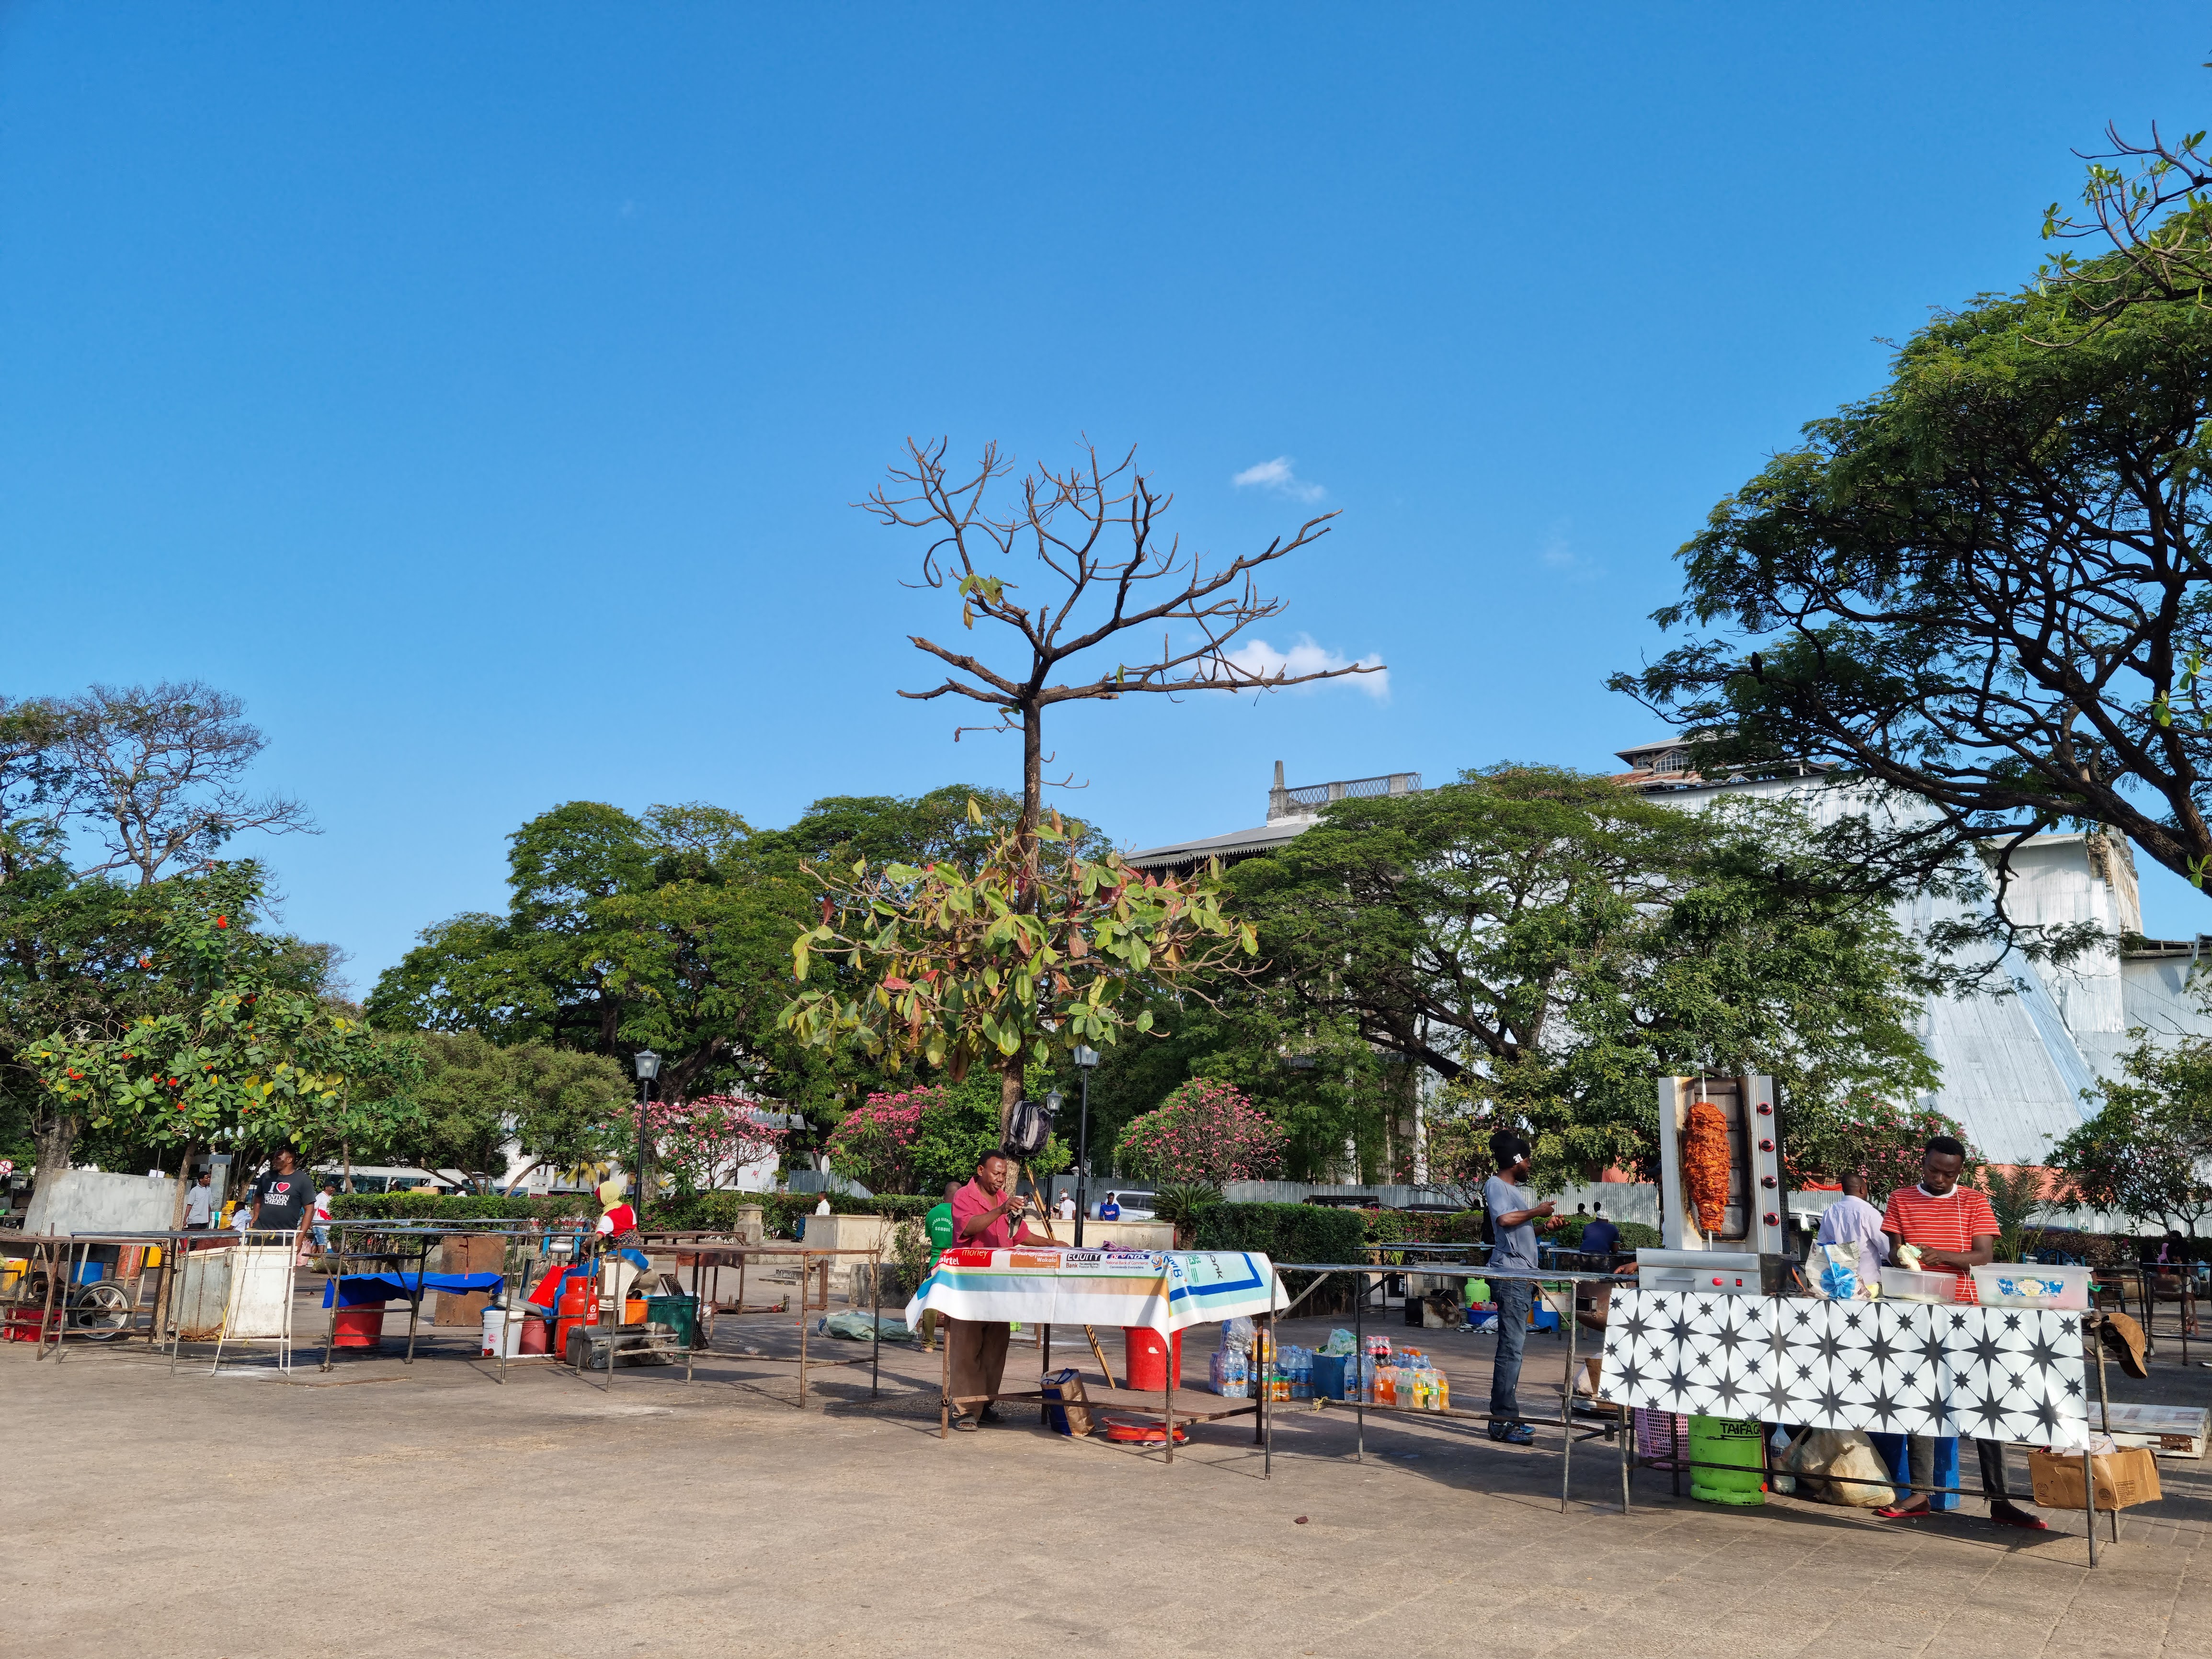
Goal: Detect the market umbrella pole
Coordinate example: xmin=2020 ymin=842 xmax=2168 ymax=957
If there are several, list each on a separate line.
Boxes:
xmin=1085 ymin=1325 xmax=1117 ymax=1389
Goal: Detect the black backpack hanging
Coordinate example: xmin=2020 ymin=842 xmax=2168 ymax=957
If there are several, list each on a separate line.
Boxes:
xmin=1004 ymin=1098 xmax=1052 ymax=1158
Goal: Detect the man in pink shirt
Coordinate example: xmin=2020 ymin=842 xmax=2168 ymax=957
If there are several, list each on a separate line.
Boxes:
xmin=946 ymin=1149 xmax=1058 ymax=1431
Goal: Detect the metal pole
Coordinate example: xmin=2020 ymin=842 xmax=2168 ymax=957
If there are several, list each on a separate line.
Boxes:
xmin=871 ymin=1245 xmax=883 ymax=1400
xmin=940 ymin=1316 xmax=951 ymax=1437
xmin=2093 ymin=1309 xmax=2114 ymax=1550
xmin=1561 ymin=1287 xmax=1577 ymax=1514
xmin=1354 ymin=1266 xmax=1365 ymax=1463
xmin=798 ymin=1250 xmax=810 ymax=1407
xmin=1263 ymin=1273 xmax=1276 ymax=1479
xmin=1075 ymin=1069 xmax=1089 ymax=1250
xmin=1162 ymin=1324 xmax=1176 ymax=1464
xmin=633 ymin=1077 xmax=651 ymax=1230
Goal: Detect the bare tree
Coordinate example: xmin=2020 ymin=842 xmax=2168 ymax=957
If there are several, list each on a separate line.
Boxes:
xmin=868 ymin=438 xmax=1380 ymax=839
xmin=60 ymin=682 xmax=316 ymax=884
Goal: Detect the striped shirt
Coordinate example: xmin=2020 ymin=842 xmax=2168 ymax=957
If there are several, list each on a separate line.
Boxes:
xmin=1881 ymin=1184 xmax=1997 ymax=1304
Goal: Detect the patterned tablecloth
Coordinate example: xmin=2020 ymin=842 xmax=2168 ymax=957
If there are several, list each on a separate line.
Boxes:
xmin=1598 ymin=1289 xmax=2091 ymax=1450
xmin=902 ymin=1247 xmax=1288 ymax=1334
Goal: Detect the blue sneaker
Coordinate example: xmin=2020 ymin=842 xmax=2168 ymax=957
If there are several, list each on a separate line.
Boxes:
xmin=1489 ymin=1422 xmax=1537 ymax=1446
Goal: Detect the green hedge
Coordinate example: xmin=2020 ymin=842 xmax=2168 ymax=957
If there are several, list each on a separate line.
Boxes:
xmin=1192 ymin=1202 xmax=1368 ymax=1313
xmin=328 ymin=1191 xmax=941 ymax=1239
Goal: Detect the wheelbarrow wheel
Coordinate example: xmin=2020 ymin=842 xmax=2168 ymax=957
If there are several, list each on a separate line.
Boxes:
xmin=71 ymin=1281 xmax=134 ymax=1340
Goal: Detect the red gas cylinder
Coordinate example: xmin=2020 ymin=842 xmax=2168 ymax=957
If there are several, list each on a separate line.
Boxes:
xmin=1122 ymin=1327 xmax=1183 ymax=1393
xmin=555 ymin=1277 xmax=596 ymax=1357
xmin=332 ymin=1306 xmax=384 ymax=1349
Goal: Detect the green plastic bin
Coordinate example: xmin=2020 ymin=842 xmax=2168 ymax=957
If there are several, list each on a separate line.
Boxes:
xmin=645 ymin=1293 xmax=699 ymax=1349
xmin=1688 ymin=1415 xmax=1766 ymax=1507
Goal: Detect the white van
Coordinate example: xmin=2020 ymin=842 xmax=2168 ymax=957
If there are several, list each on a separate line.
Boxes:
xmin=1091 ymin=1188 xmax=1156 ymax=1220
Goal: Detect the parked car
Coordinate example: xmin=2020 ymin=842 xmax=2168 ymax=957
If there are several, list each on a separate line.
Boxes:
xmin=1091 ymin=1188 xmax=1156 ymax=1220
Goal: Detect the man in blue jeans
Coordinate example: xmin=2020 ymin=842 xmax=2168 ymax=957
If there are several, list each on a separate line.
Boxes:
xmin=1482 ymin=1132 xmax=1555 ymax=1446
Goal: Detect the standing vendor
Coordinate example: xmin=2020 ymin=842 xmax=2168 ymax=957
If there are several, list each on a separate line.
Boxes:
xmin=1873 ymin=1136 xmax=2044 ymax=1530
xmin=1482 ymin=1132 xmax=1555 ymax=1447
xmin=944 ymin=1148 xmax=1060 ymax=1432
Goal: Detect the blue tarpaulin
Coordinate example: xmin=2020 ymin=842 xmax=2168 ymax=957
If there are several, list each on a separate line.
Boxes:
xmin=321 ymin=1272 xmax=505 ymax=1308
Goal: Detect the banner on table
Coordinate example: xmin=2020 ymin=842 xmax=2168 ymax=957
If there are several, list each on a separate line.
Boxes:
xmin=903 ymin=1249 xmax=1287 ymax=1334
xmin=1599 ymin=1289 xmax=2090 ymax=1450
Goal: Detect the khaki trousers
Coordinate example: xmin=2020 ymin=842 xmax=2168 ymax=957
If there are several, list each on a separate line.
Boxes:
xmin=947 ymin=1318 xmax=1011 ymax=1418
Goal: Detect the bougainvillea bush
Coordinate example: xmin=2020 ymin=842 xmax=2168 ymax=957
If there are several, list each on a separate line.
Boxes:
xmin=1786 ymin=1095 xmax=1977 ymax=1204
xmin=825 ymin=1088 xmax=934 ymax=1195
xmin=1115 ymin=1079 xmax=1286 ymax=1189
xmin=639 ymin=1094 xmax=789 ymax=1194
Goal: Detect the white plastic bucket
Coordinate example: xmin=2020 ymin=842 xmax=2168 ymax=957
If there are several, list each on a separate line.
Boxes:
xmin=481 ymin=1306 xmax=527 ymax=1357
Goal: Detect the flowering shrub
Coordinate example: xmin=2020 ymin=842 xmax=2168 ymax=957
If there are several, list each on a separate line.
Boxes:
xmin=1116 ymin=1079 xmax=1285 ymax=1188
xmin=638 ymin=1094 xmax=789 ymax=1193
xmin=825 ymin=1087 xmax=940 ymax=1195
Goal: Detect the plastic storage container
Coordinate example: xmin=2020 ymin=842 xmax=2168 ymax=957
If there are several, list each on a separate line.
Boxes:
xmin=1878 ymin=1266 xmax=1958 ymax=1304
xmin=644 ymin=1293 xmax=698 ymax=1348
xmin=1969 ymin=1263 xmax=2093 ymax=1309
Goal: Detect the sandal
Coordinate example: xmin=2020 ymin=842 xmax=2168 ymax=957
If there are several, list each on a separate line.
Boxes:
xmin=950 ymin=1414 xmax=980 ymax=1433
xmin=1873 ymin=1501 xmax=1931 ymax=1520
xmin=1989 ymin=1503 xmax=2049 ymax=1531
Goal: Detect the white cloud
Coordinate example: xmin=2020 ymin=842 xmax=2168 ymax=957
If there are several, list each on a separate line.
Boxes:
xmin=1231 ymin=455 xmax=1326 ymax=503
xmin=1220 ymin=633 xmax=1389 ymax=698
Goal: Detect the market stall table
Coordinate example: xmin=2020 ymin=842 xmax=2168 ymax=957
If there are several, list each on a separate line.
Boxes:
xmin=652 ymin=1240 xmax=891 ymax=1406
xmin=1599 ymin=1287 xmax=2119 ymax=1564
xmin=902 ymin=1246 xmax=1290 ymax=1461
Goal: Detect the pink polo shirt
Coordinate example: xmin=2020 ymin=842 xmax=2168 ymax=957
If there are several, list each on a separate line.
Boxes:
xmin=950 ymin=1179 xmax=1013 ymax=1249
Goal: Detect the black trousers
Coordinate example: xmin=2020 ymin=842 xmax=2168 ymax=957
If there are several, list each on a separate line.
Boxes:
xmin=1908 ymin=1435 xmax=2018 ymax=1504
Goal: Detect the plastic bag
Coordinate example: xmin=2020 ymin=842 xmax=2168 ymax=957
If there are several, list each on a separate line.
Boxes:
xmin=817 ymin=1311 xmax=913 ymax=1342
xmin=1222 ymin=1315 xmax=1255 ymax=1353
xmin=1782 ymin=1428 xmax=1895 ymax=1508
xmin=1813 ymin=1243 xmax=1860 ymax=1301
xmin=1320 ymin=1328 xmax=1357 ymax=1356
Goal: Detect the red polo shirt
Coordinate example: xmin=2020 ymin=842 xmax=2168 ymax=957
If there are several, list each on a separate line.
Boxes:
xmin=1882 ymin=1184 xmax=1997 ymax=1304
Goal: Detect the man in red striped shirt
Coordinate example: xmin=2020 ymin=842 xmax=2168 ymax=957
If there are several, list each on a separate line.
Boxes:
xmin=1873 ymin=1136 xmax=2044 ymax=1529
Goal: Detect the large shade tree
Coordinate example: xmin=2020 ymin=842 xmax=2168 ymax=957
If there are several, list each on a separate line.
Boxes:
xmin=1611 ymin=211 xmax=2212 ymax=920
xmin=1229 ymin=766 xmax=1938 ymax=1182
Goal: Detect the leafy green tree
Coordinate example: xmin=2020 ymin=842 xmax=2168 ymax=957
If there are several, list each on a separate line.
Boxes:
xmin=369 ymin=792 xmax=1053 ymax=1127
xmin=24 ymin=864 xmax=389 ymax=1181
xmin=381 ymin=1031 xmax=630 ymax=1189
xmin=2054 ymin=1034 xmax=2212 ymax=1235
xmin=1229 ymin=766 xmax=1938 ymax=1184
xmin=2 ymin=856 xmax=346 ymax=1177
xmin=1611 ymin=216 xmax=2212 ymax=908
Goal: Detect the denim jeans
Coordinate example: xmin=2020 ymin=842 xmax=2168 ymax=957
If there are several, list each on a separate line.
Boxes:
xmin=1910 ymin=1435 xmax=2015 ymax=1505
xmin=1490 ymin=1278 xmax=1534 ymax=1424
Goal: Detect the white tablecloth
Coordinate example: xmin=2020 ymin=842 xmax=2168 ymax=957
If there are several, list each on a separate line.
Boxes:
xmin=1599 ymin=1290 xmax=2091 ymax=1450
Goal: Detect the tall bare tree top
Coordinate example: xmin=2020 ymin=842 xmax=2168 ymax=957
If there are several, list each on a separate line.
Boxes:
xmin=59 ymin=681 xmax=316 ymax=884
xmin=867 ymin=439 xmax=1380 ymax=755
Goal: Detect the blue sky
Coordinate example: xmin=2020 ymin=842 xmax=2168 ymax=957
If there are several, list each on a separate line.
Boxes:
xmin=7 ymin=5 xmax=2211 ymax=988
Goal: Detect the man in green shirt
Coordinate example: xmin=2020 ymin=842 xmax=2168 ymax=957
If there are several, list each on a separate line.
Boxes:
xmin=919 ymin=1181 xmax=959 ymax=1351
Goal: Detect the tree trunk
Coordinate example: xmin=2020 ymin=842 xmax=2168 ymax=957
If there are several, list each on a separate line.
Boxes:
xmin=32 ymin=1112 xmax=76 ymax=1188
xmin=151 ymin=1140 xmax=200 ymax=1340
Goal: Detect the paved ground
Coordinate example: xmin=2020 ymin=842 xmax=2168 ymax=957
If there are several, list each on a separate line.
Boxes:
xmin=6 ymin=1303 xmax=2210 ymax=1659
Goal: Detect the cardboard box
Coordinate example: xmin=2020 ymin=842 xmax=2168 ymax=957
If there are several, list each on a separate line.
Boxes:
xmin=2027 ymin=1446 xmax=2163 ymax=1512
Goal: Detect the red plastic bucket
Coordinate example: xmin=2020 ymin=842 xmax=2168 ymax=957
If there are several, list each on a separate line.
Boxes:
xmin=332 ymin=1306 xmax=384 ymax=1349
xmin=1122 ymin=1327 xmax=1183 ymax=1393
xmin=520 ymin=1315 xmax=549 ymax=1355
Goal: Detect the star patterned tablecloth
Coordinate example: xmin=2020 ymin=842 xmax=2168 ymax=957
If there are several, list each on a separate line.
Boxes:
xmin=1598 ymin=1290 xmax=2090 ymax=1450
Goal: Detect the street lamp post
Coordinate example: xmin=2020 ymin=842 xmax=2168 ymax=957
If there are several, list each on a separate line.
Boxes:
xmin=1072 ymin=1045 xmax=1099 ymax=1247
xmin=632 ymin=1049 xmax=660 ymax=1226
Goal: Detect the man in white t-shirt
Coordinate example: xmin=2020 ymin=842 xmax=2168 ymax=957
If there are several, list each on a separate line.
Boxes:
xmin=1055 ymin=1193 xmax=1077 ymax=1222
xmin=311 ymin=1183 xmax=336 ymax=1254
xmin=182 ymin=1172 xmax=217 ymax=1230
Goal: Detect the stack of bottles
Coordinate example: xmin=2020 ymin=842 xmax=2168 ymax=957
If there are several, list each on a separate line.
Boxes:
xmin=1341 ymin=1346 xmax=1451 ymax=1411
xmin=1208 ymin=1346 xmax=1251 ymax=1398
